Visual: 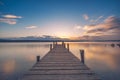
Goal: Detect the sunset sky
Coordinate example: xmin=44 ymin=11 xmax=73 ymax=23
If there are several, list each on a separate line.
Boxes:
xmin=0 ymin=0 xmax=120 ymax=40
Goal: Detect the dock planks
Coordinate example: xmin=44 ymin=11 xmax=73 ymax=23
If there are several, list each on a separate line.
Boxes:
xmin=21 ymin=44 xmax=100 ymax=80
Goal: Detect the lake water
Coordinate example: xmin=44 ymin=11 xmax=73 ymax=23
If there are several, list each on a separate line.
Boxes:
xmin=0 ymin=42 xmax=120 ymax=80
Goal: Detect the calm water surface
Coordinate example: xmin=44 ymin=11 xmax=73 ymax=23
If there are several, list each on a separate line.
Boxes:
xmin=0 ymin=42 xmax=120 ymax=80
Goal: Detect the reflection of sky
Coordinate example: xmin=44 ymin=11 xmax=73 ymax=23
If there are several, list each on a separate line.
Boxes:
xmin=0 ymin=42 xmax=50 ymax=80
xmin=69 ymin=42 xmax=120 ymax=80
xmin=2 ymin=60 xmax=16 ymax=74
xmin=0 ymin=42 xmax=120 ymax=80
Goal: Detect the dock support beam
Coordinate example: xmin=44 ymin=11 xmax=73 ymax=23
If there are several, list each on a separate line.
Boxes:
xmin=80 ymin=50 xmax=85 ymax=64
xmin=67 ymin=44 xmax=69 ymax=51
xmin=50 ymin=44 xmax=52 ymax=50
xmin=36 ymin=56 xmax=40 ymax=62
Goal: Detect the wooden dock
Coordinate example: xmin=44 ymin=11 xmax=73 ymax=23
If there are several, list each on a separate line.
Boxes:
xmin=21 ymin=43 xmax=100 ymax=80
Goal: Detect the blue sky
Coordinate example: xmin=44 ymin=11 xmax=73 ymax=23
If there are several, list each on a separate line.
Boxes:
xmin=0 ymin=0 xmax=120 ymax=40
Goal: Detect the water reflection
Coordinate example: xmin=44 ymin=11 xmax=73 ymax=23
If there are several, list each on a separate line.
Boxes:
xmin=2 ymin=60 xmax=16 ymax=74
xmin=117 ymin=44 xmax=120 ymax=47
xmin=25 ymin=54 xmax=35 ymax=62
xmin=69 ymin=42 xmax=120 ymax=80
xmin=0 ymin=42 xmax=50 ymax=80
xmin=69 ymin=42 xmax=120 ymax=68
xmin=86 ymin=48 xmax=120 ymax=70
xmin=0 ymin=42 xmax=120 ymax=80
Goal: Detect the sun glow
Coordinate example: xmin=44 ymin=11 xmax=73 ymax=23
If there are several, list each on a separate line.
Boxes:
xmin=60 ymin=36 xmax=69 ymax=38
xmin=56 ymin=32 xmax=71 ymax=38
xmin=58 ymin=34 xmax=70 ymax=38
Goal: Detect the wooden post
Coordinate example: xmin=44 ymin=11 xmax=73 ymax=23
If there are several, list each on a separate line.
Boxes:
xmin=53 ymin=42 xmax=55 ymax=48
xmin=64 ymin=43 xmax=66 ymax=48
xmin=62 ymin=41 xmax=64 ymax=46
xmin=67 ymin=43 xmax=69 ymax=51
xmin=55 ymin=41 xmax=57 ymax=45
xmin=36 ymin=56 xmax=40 ymax=62
xmin=50 ymin=44 xmax=52 ymax=50
xmin=62 ymin=41 xmax=65 ymax=48
xmin=80 ymin=50 xmax=84 ymax=64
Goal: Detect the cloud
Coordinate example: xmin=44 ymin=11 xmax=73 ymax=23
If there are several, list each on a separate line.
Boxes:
xmin=0 ymin=14 xmax=22 ymax=25
xmin=83 ymin=25 xmax=97 ymax=31
xmin=90 ymin=16 xmax=103 ymax=23
xmin=25 ymin=26 xmax=37 ymax=29
xmin=2 ymin=14 xmax=22 ymax=19
xmin=74 ymin=25 xmax=83 ymax=30
xmin=78 ymin=35 xmax=103 ymax=40
xmin=0 ymin=18 xmax=17 ymax=24
xmin=83 ymin=16 xmax=120 ymax=36
xmin=83 ymin=14 xmax=89 ymax=20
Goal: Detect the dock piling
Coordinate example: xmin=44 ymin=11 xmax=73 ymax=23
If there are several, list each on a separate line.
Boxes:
xmin=55 ymin=41 xmax=57 ymax=45
xmin=36 ymin=56 xmax=40 ymax=62
xmin=80 ymin=49 xmax=85 ymax=64
xmin=50 ymin=44 xmax=52 ymax=50
xmin=53 ymin=42 xmax=55 ymax=48
xmin=62 ymin=41 xmax=66 ymax=48
xmin=67 ymin=43 xmax=69 ymax=51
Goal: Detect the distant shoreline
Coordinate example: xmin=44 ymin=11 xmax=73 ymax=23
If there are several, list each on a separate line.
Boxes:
xmin=0 ymin=40 xmax=120 ymax=42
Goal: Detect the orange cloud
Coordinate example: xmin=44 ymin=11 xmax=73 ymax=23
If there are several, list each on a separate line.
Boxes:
xmin=83 ymin=16 xmax=120 ymax=36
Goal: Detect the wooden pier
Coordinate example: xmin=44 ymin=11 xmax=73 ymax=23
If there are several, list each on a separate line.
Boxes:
xmin=21 ymin=42 xmax=100 ymax=80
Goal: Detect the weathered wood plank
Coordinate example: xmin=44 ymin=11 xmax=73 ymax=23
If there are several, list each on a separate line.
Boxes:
xmin=22 ymin=75 xmax=100 ymax=80
xmin=31 ymin=67 xmax=89 ymax=70
xmin=34 ymin=64 xmax=86 ymax=67
xmin=26 ymin=69 xmax=94 ymax=75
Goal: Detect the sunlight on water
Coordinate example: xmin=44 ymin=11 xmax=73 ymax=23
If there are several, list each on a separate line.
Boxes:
xmin=0 ymin=42 xmax=120 ymax=80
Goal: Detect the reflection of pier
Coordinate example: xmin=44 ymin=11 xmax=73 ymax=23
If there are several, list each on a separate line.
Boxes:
xmin=111 ymin=43 xmax=115 ymax=47
xmin=21 ymin=42 xmax=100 ymax=80
xmin=110 ymin=43 xmax=120 ymax=48
xmin=117 ymin=44 xmax=120 ymax=47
